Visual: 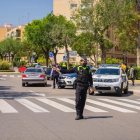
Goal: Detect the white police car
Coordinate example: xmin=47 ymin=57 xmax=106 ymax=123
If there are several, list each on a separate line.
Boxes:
xmin=58 ymin=73 xmax=77 ymax=89
xmin=91 ymin=64 xmax=128 ymax=96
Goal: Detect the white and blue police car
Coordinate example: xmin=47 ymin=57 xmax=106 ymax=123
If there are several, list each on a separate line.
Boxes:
xmin=91 ymin=64 xmax=128 ymax=96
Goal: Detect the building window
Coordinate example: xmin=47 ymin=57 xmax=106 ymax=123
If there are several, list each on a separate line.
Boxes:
xmin=128 ymin=58 xmax=136 ymax=63
xmin=106 ymin=30 xmax=111 ymax=39
xmin=71 ymin=4 xmax=77 ymax=8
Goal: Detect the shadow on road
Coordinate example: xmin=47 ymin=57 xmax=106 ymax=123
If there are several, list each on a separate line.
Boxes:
xmin=25 ymin=84 xmax=52 ymax=87
xmin=93 ymin=92 xmax=133 ymax=97
xmin=0 ymin=86 xmax=13 ymax=90
xmin=0 ymin=91 xmax=46 ymax=98
xmin=84 ymin=116 xmax=113 ymax=120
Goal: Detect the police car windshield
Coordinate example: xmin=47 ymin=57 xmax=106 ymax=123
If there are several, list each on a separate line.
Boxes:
xmin=95 ymin=68 xmax=120 ymax=75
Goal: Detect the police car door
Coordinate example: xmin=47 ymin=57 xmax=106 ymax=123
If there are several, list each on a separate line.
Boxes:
xmin=121 ymin=69 xmax=127 ymax=88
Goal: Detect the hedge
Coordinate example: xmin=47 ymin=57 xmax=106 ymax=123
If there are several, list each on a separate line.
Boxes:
xmin=0 ymin=60 xmax=11 ymax=70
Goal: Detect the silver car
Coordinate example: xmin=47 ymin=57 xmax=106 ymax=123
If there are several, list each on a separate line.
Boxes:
xmin=92 ymin=66 xmax=128 ymax=96
xmin=22 ymin=67 xmax=47 ymax=87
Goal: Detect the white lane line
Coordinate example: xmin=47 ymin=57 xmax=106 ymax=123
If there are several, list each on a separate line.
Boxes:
xmin=87 ymin=99 xmax=136 ymax=113
xmin=15 ymin=98 xmax=49 ymax=113
xmin=98 ymin=99 xmax=140 ymax=111
xmin=10 ymin=75 xmax=14 ymax=77
xmin=17 ymin=75 xmax=21 ymax=77
xmin=37 ymin=98 xmax=75 ymax=112
xmin=29 ymin=90 xmax=45 ymax=97
xmin=58 ymin=98 xmax=107 ymax=112
xmin=0 ymin=99 xmax=18 ymax=113
xmin=118 ymin=99 xmax=140 ymax=105
xmin=2 ymin=75 xmax=7 ymax=77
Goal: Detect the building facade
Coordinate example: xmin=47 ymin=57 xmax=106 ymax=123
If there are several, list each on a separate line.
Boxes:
xmin=53 ymin=0 xmax=137 ymax=65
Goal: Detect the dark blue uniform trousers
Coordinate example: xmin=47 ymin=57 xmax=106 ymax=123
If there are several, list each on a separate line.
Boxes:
xmin=53 ymin=75 xmax=59 ymax=88
xmin=75 ymin=86 xmax=88 ymax=116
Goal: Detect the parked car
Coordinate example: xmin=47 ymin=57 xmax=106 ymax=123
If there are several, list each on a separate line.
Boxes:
xmin=91 ymin=65 xmax=128 ymax=96
xmin=22 ymin=67 xmax=47 ymax=87
xmin=19 ymin=65 xmax=27 ymax=72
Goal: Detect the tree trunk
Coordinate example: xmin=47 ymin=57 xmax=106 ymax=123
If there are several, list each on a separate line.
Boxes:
xmin=65 ymin=45 xmax=69 ymax=70
xmin=100 ymin=44 xmax=106 ymax=64
xmin=53 ymin=49 xmax=58 ymax=65
xmin=5 ymin=55 xmax=6 ymax=60
xmin=46 ymin=48 xmax=49 ymax=66
xmin=11 ymin=55 xmax=14 ymax=69
xmin=28 ymin=51 xmax=31 ymax=63
xmin=0 ymin=53 xmax=3 ymax=60
xmin=9 ymin=52 xmax=10 ymax=62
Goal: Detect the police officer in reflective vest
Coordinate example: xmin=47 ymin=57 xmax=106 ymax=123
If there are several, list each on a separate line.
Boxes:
xmin=56 ymin=58 xmax=93 ymax=120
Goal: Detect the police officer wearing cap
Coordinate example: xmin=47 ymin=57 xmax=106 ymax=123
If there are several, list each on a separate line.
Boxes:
xmin=56 ymin=58 xmax=93 ymax=120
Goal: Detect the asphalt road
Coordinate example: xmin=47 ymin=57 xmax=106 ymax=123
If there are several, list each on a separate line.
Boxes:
xmin=0 ymin=74 xmax=140 ymax=140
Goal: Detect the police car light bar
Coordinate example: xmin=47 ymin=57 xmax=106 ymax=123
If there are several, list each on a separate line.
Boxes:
xmin=102 ymin=64 xmax=120 ymax=67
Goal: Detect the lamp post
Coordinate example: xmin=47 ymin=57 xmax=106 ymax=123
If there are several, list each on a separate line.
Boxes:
xmin=122 ymin=53 xmax=125 ymax=62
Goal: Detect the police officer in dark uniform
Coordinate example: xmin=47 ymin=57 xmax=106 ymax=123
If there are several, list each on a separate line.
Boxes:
xmin=56 ymin=58 xmax=93 ymax=120
xmin=51 ymin=66 xmax=60 ymax=89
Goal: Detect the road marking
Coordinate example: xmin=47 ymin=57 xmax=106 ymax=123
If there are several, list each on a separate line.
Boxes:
xmin=15 ymin=98 xmax=49 ymax=113
xmin=29 ymin=90 xmax=45 ymax=97
xmin=118 ymin=99 xmax=140 ymax=105
xmin=86 ymin=99 xmax=136 ymax=113
xmin=0 ymin=78 xmax=6 ymax=80
xmin=37 ymin=98 xmax=75 ymax=112
xmin=10 ymin=75 xmax=14 ymax=77
xmin=17 ymin=75 xmax=21 ymax=77
xmin=58 ymin=98 xmax=107 ymax=112
xmin=2 ymin=75 xmax=7 ymax=77
xmin=98 ymin=99 xmax=140 ymax=111
xmin=0 ymin=99 xmax=18 ymax=113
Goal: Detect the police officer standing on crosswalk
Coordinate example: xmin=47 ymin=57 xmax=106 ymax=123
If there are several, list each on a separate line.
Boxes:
xmin=56 ymin=57 xmax=93 ymax=120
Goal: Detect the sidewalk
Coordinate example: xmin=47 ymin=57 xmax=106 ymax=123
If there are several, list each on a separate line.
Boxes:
xmin=129 ymin=82 xmax=140 ymax=95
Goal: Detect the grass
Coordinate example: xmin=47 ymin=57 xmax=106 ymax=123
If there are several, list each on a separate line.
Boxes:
xmin=0 ymin=69 xmax=15 ymax=72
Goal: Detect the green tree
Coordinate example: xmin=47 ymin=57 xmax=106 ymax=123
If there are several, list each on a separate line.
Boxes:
xmin=51 ymin=16 xmax=76 ymax=69
xmin=74 ymin=0 xmax=135 ymax=63
xmin=72 ymin=32 xmax=97 ymax=63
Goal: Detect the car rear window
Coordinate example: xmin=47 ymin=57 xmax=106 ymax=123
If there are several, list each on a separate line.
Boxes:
xmin=25 ymin=69 xmax=42 ymax=73
xmin=95 ymin=68 xmax=120 ymax=75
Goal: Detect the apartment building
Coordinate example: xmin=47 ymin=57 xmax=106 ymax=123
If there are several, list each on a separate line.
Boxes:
xmin=53 ymin=0 xmax=137 ymax=65
xmin=5 ymin=25 xmax=25 ymax=41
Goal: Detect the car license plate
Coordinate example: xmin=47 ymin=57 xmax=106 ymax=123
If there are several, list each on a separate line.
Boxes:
xmin=29 ymin=75 xmax=38 ymax=78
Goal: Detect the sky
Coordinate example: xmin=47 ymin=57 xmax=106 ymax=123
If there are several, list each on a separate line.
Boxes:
xmin=0 ymin=0 xmax=53 ymax=27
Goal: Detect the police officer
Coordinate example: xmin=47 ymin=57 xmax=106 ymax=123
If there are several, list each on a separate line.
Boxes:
xmin=62 ymin=63 xmax=67 ymax=69
xmin=50 ymin=66 xmax=59 ymax=89
xmin=56 ymin=58 xmax=93 ymax=120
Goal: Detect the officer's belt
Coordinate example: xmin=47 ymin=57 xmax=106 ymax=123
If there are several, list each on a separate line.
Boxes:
xmin=77 ymin=83 xmax=89 ymax=87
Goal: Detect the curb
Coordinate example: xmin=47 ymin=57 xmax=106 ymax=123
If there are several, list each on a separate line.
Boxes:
xmin=129 ymin=90 xmax=140 ymax=95
xmin=0 ymin=72 xmax=21 ymax=74
xmin=128 ymin=80 xmax=140 ymax=83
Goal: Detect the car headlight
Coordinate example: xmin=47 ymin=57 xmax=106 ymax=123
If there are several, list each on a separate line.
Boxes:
xmin=93 ymin=78 xmax=98 ymax=82
xmin=111 ymin=78 xmax=119 ymax=82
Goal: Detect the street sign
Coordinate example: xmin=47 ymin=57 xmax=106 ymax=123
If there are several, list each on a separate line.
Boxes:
xmin=64 ymin=51 xmax=77 ymax=56
xmin=31 ymin=57 xmax=35 ymax=61
xmin=63 ymin=56 xmax=67 ymax=61
xmin=49 ymin=57 xmax=54 ymax=62
xmin=49 ymin=52 xmax=54 ymax=57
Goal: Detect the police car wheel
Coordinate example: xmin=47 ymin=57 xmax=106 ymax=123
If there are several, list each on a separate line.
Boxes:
xmin=22 ymin=83 xmax=25 ymax=87
xmin=124 ymin=83 xmax=128 ymax=94
xmin=118 ymin=84 xmax=123 ymax=96
xmin=60 ymin=86 xmax=65 ymax=88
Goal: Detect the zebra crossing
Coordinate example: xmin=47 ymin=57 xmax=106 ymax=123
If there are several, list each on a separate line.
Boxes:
xmin=0 ymin=98 xmax=140 ymax=114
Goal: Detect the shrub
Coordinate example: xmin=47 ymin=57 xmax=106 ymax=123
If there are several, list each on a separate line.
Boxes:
xmin=0 ymin=60 xmax=11 ymax=70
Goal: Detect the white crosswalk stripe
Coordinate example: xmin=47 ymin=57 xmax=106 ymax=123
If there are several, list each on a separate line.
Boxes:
xmin=2 ymin=75 xmax=7 ymax=77
xmin=15 ymin=98 xmax=49 ymax=113
xmin=10 ymin=75 xmax=14 ymax=77
xmin=58 ymin=98 xmax=107 ymax=112
xmin=86 ymin=99 xmax=136 ymax=113
xmin=0 ymin=98 xmax=140 ymax=114
xmin=37 ymin=98 xmax=75 ymax=112
xmin=17 ymin=75 xmax=21 ymax=77
xmin=98 ymin=99 xmax=140 ymax=111
xmin=118 ymin=99 xmax=140 ymax=105
xmin=0 ymin=99 xmax=18 ymax=113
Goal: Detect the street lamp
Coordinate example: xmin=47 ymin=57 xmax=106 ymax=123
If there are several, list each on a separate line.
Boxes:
xmin=122 ymin=53 xmax=125 ymax=62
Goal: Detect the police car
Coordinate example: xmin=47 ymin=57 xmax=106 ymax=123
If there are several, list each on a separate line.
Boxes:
xmin=58 ymin=73 xmax=77 ymax=89
xmin=91 ymin=64 xmax=128 ymax=96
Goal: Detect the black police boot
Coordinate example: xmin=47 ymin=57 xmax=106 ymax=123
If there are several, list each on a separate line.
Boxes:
xmin=53 ymin=86 xmax=55 ymax=89
xmin=75 ymin=116 xmax=84 ymax=120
